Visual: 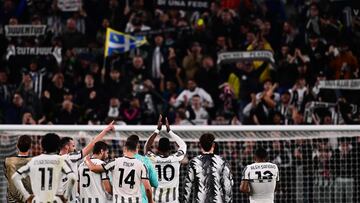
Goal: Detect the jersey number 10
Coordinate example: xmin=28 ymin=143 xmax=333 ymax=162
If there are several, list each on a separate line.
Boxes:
xmin=155 ymin=164 xmax=175 ymax=181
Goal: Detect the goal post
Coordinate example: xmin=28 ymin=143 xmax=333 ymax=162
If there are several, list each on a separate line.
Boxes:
xmin=1 ymin=125 xmax=360 ymax=202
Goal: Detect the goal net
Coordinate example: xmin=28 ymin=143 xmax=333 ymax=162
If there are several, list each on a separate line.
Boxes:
xmin=1 ymin=125 xmax=360 ymax=203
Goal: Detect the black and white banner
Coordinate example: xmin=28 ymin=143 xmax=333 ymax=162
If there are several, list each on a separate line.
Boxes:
xmin=318 ymin=79 xmax=360 ymax=90
xmin=131 ymin=26 xmax=192 ymax=36
xmin=6 ymin=45 xmax=62 ymax=64
xmin=217 ymin=50 xmax=275 ymax=65
xmin=4 ymin=25 xmax=46 ymax=36
xmin=57 ymin=0 xmax=82 ymax=12
xmin=155 ymin=0 xmax=210 ymax=11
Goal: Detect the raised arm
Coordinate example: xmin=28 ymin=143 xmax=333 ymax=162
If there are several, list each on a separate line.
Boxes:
xmin=166 ymin=118 xmax=187 ymax=155
xmin=82 ymin=121 xmax=115 ymax=157
xmin=12 ymin=164 xmax=33 ymax=202
xmin=84 ymin=156 xmax=106 ymax=173
xmin=144 ymin=115 xmax=162 ymax=154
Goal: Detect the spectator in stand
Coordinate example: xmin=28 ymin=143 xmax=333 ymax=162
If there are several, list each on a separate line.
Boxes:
xmin=104 ymin=67 xmax=131 ymax=101
xmin=329 ymin=41 xmax=359 ymax=80
xmin=182 ymin=42 xmax=203 ymax=80
xmin=17 ymin=73 xmax=42 ymax=119
xmin=304 ymin=32 xmax=327 ymax=79
xmin=45 ymin=72 xmax=67 ymax=105
xmin=194 ymin=56 xmax=220 ymax=107
xmin=1 ymin=93 xmax=30 ymax=124
xmin=22 ymin=112 xmax=36 ymax=125
xmin=0 ymin=68 xmax=17 ymax=102
xmin=102 ymin=97 xmax=122 ymax=123
xmin=121 ymin=97 xmax=141 ymax=125
xmin=174 ymin=79 xmax=214 ymax=108
xmin=127 ymin=55 xmax=151 ymax=88
xmin=189 ymin=95 xmax=209 ymax=123
xmin=149 ymin=34 xmax=168 ymax=86
xmin=26 ymin=59 xmax=48 ymax=98
xmin=54 ymin=99 xmax=80 ymax=124
xmin=61 ymin=18 xmax=86 ymax=50
xmin=76 ymin=74 xmax=102 ymax=114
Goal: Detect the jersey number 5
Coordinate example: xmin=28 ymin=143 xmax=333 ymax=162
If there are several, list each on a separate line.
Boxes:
xmin=119 ymin=168 xmax=136 ymax=189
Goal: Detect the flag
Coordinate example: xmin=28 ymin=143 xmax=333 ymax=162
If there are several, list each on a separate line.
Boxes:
xmin=104 ymin=28 xmax=147 ymax=57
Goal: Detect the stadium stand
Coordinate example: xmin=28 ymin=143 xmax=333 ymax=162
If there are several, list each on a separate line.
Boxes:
xmin=0 ymin=0 xmax=359 ymax=126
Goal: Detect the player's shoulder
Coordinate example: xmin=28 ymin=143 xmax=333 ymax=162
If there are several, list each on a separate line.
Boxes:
xmin=91 ymin=158 xmax=105 ymax=165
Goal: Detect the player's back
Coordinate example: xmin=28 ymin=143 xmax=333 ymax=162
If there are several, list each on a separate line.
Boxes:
xmin=25 ymin=154 xmax=69 ymax=202
xmin=78 ymin=158 xmax=109 ymax=203
xmin=243 ymin=162 xmax=279 ymax=203
xmin=5 ymin=155 xmax=32 ymax=202
xmin=151 ymin=153 xmax=182 ymax=203
xmin=59 ymin=151 xmax=83 ymax=201
xmin=110 ymin=157 xmax=147 ymax=203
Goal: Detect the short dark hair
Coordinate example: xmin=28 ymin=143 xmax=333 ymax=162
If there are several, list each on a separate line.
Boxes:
xmin=17 ymin=135 xmax=32 ymax=152
xmin=42 ymin=133 xmax=61 ymax=153
xmin=60 ymin=137 xmax=73 ymax=149
xmin=199 ymin=133 xmax=215 ymax=152
xmin=254 ymin=147 xmax=268 ymax=160
xmin=158 ymin=137 xmax=171 ymax=152
xmin=126 ymin=135 xmax=139 ymax=151
xmin=93 ymin=141 xmax=109 ymax=154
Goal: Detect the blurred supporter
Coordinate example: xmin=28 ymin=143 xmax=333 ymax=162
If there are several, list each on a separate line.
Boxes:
xmin=174 ymin=79 xmax=213 ymax=108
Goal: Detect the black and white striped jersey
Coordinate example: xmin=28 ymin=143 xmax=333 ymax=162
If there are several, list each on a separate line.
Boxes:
xmin=59 ymin=150 xmax=83 ymax=202
xmin=102 ymin=156 xmax=148 ymax=203
xmin=146 ymin=130 xmax=187 ymax=203
xmin=183 ymin=153 xmax=233 ymax=203
xmin=78 ymin=158 xmax=110 ymax=203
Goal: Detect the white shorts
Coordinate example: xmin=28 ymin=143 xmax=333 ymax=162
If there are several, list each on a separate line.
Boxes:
xmin=250 ymin=199 xmax=274 ymax=203
xmin=32 ymin=196 xmax=63 ymax=203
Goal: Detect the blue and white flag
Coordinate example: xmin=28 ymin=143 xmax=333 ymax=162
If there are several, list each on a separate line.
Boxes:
xmin=104 ymin=28 xmax=147 ymax=56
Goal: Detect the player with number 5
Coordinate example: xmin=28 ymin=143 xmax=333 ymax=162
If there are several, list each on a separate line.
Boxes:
xmin=85 ymin=135 xmax=154 ymax=203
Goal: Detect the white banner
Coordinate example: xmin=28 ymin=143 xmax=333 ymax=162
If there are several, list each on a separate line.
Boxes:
xmin=6 ymin=45 xmax=62 ymax=64
xmin=57 ymin=0 xmax=82 ymax=12
xmin=318 ymin=79 xmax=360 ymax=90
xmin=4 ymin=25 xmax=46 ymax=36
xmin=217 ymin=50 xmax=275 ymax=65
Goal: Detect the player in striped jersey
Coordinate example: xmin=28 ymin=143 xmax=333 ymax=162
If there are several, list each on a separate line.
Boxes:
xmin=78 ymin=141 xmax=112 ymax=203
xmin=144 ymin=115 xmax=187 ymax=203
xmin=5 ymin=135 xmax=32 ymax=203
xmin=58 ymin=121 xmax=115 ymax=202
xmin=12 ymin=133 xmax=76 ymax=203
xmin=240 ymin=147 xmax=279 ymax=203
xmin=85 ymin=135 xmax=154 ymax=203
xmin=183 ymin=133 xmax=233 ymax=203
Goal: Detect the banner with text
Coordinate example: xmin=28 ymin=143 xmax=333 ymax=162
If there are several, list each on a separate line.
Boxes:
xmin=6 ymin=46 xmax=62 ymax=64
xmin=156 ymin=0 xmax=210 ymax=11
xmin=318 ymin=79 xmax=360 ymax=90
xmin=4 ymin=25 xmax=46 ymax=36
xmin=217 ymin=50 xmax=275 ymax=65
xmin=57 ymin=0 xmax=82 ymax=12
xmin=131 ymin=26 xmax=192 ymax=37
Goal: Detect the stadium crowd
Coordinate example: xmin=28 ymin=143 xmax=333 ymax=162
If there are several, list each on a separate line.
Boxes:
xmin=0 ymin=0 xmax=359 ymax=125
